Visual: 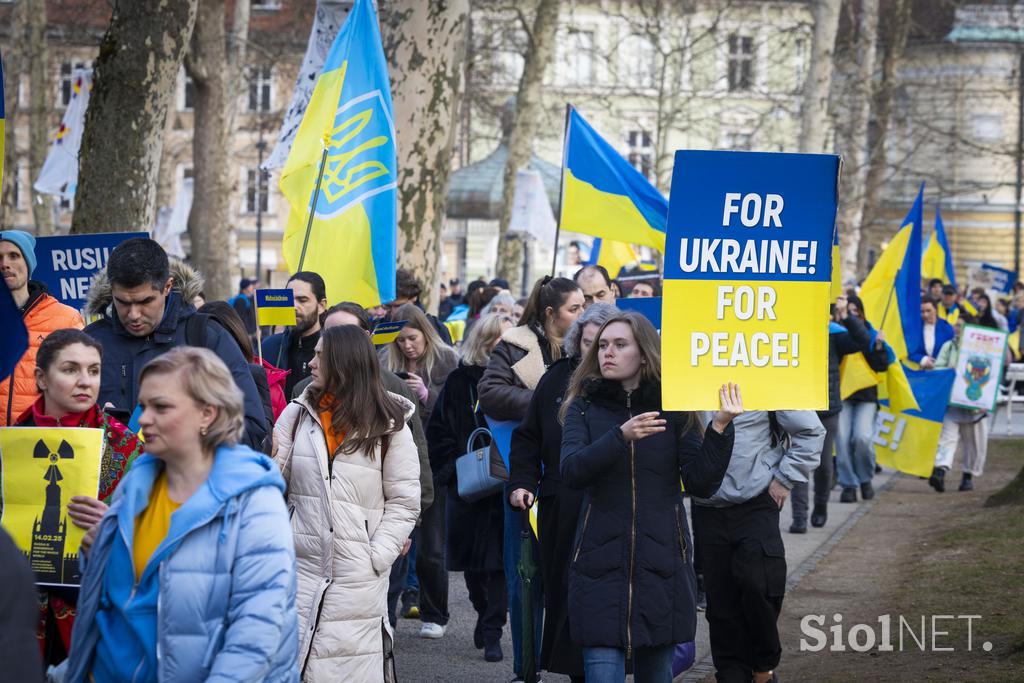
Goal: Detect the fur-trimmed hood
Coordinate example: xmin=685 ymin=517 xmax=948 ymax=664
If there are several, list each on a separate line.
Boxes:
xmin=85 ymin=258 xmax=205 ymax=317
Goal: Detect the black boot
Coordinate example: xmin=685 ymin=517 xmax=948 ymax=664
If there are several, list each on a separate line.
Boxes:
xmin=860 ymin=482 xmax=875 ymax=500
xmin=839 ymin=487 xmax=857 ymax=503
xmin=928 ymin=467 xmax=946 ymax=493
xmin=789 ymin=519 xmax=807 ymax=534
xmin=959 ymin=473 xmax=974 ymax=491
xmin=811 ymin=503 xmax=827 ymax=527
xmin=696 ymin=574 xmax=707 ymax=612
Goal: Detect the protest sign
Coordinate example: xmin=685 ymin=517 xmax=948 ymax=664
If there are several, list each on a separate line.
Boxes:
xmin=967 ymin=263 xmax=1017 ymax=295
xmin=874 ymin=367 xmax=955 ymax=478
xmin=0 ymin=427 xmax=104 ymax=587
xmin=255 ymin=288 xmax=297 ymax=327
xmin=33 ymin=232 xmax=148 ymax=311
xmin=950 ymin=325 xmax=1008 ymax=412
xmin=661 ymin=151 xmax=838 ymax=410
xmin=371 ymin=320 xmax=407 ymax=345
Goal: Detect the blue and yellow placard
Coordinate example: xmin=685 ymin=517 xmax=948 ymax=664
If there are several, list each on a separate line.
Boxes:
xmin=255 ymin=289 xmax=297 ymax=327
xmin=662 ymin=150 xmax=838 ymax=410
xmin=371 ymin=320 xmax=406 ymax=345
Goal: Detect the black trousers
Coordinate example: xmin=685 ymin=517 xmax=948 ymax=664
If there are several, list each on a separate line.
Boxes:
xmin=387 ymin=541 xmax=412 ymax=628
xmin=692 ymin=490 xmax=787 ymax=683
xmin=790 ymin=411 xmax=838 ymax=523
xmin=417 ymin=485 xmax=449 ymax=625
xmin=465 ymin=569 xmax=508 ymax=640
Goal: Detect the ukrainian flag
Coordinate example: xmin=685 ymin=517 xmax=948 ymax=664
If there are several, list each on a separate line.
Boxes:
xmin=255 ymin=289 xmax=297 ymax=327
xmin=860 ymin=184 xmax=925 ymax=362
xmin=560 ymin=107 xmax=667 ymax=252
xmin=922 ymin=204 xmax=957 ymax=288
xmin=839 ymin=326 xmax=919 ymax=415
xmin=280 ymin=0 xmax=396 ymax=308
xmin=588 ymin=237 xmax=640 ymax=279
xmin=874 ymin=367 xmax=955 ymax=478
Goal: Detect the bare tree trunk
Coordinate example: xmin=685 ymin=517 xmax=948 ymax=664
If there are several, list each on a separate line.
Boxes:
xmin=185 ymin=0 xmax=249 ymax=301
xmin=383 ymin=0 xmax=470 ymax=313
xmin=836 ymin=0 xmax=878 ymax=279
xmin=71 ymin=0 xmax=198 ymax=233
xmin=0 ymin=2 xmax=24 ymax=229
xmin=858 ymin=0 xmax=911 ymax=268
xmin=495 ymin=0 xmax=561 ymax=291
xmin=798 ymin=0 xmax=842 ymax=154
xmin=26 ymin=0 xmax=55 ymax=235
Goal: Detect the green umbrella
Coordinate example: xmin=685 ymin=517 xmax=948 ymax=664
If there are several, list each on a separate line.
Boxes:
xmin=517 ymin=509 xmax=538 ymax=683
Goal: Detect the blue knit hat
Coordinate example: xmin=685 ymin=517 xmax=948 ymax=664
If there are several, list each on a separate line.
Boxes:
xmin=0 ymin=230 xmax=37 ymax=277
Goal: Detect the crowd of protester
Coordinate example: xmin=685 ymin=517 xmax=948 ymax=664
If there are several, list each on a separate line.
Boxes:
xmin=1 ymin=229 xmax=1020 ymax=683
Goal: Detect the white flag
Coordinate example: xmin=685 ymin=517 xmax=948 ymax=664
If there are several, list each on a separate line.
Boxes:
xmin=153 ymin=177 xmax=192 ymax=258
xmin=262 ymin=0 xmax=348 ymax=171
xmin=508 ymin=168 xmax=557 ymax=243
xmin=34 ymin=68 xmax=92 ymax=199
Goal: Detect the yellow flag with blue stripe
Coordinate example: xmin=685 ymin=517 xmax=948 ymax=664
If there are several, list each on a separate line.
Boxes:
xmin=589 ymin=238 xmax=640 ymax=279
xmin=922 ymin=204 xmax=957 ymax=287
xmin=280 ymin=0 xmax=396 ymax=308
xmin=873 ymin=367 xmax=955 ymax=478
xmin=560 ymin=108 xmax=667 ymax=252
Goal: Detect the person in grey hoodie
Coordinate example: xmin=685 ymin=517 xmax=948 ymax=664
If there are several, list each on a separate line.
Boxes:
xmin=691 ymin=410 xmax=824 ymax=683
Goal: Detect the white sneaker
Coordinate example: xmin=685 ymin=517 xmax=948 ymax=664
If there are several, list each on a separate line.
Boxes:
xmin=419 ymin=622 xmax=446 ymax=639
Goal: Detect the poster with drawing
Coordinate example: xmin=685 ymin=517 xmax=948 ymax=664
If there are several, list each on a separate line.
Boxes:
xmin=949 ymin=325 xmax=1008 ymax=412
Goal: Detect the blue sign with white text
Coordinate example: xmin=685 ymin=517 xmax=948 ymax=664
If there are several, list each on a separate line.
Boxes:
xmin=33 ymin=232 xmax=148 ymax=311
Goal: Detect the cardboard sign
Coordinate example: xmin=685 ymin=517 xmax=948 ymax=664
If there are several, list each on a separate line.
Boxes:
xmin=33 ymin=232 xmax=148 ymax=311
xmin=661 ymin=150 xmax=838 ymax=410
xmin=950 ymin=325 xmax=1008 ymax=412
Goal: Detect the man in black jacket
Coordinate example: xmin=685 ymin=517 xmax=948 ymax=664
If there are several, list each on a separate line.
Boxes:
xmin=260 ymin=271 xmax=327 ymax=397
xmin=84 ymin=238 xmax=269 ymax=450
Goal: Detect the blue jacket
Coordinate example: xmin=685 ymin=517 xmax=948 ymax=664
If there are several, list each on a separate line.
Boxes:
xmin=84 ymin=291 xmax=269 ymax=451
xmin=63 ymin=445 xmax=298 ymax=683
xmin=560 ymin=378 xmax=734 ymax=649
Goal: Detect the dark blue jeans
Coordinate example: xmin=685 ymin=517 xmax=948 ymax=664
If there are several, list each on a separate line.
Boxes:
xmin=582 ymin=643 xmax=675 ymax=683
xmin=504 ymin=501 xmax=544 ymax=676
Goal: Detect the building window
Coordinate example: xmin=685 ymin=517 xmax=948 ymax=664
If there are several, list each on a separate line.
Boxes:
xmin=727 ymin=34 xmax=754 ymax=92
xmin=495 ymin=26 xmax=527 ymax=84
xmin=59 ymin=61 xmax=88 ymax=106
xmin=251 ymin=0 xmax=281 ymax=9
xmin=794 ymin=37 xmax=806 ymax=91
xmin=722 ymin=131 xmax=752 ymax=151
xmin=179 ymin=70 xmax=195 ymax=111
xmin=627 ymin=130 xmax=654 ymax=180
xmin=622 ymin=35 xmax=655 ymax=88
xmin=565 ymin=30 xmax=596 ymax=86
xmin=248 ymin=66 xmax=274 ymax=113
xmin=245 ymin=168 xmax=270 ymax=214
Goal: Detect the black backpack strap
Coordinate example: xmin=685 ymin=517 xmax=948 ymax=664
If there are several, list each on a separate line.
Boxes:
xmin=768 ymin=411 xmax=780 ymax=449
xmin=185 ymin=312 xmax=210 ymax=350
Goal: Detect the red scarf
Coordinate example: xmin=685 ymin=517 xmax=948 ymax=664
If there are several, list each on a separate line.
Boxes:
xmin=21 ymin=396 xmax=103 ymax=428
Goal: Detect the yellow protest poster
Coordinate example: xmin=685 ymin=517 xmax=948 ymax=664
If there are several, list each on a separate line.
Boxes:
xmin=0 ymin=427 xmax=104 ymax=587
xmin=661 ymin=151 xmax=839 ymax=409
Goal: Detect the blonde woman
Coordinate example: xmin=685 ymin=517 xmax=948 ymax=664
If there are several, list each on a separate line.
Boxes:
xmin=64 ymin=347 xmax=298 ymax=682
xmin=426 ymin=314 xmax=515 ymax=661
xmin=380 ymin=303 xmax=459 ymax=425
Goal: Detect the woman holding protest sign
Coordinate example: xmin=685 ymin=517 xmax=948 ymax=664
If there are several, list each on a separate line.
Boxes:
xmin=63 ymin=347 xmax=298 ymax=682
xmin=559 ymin=311 xmax=741 ymax=682
xmin=13 ymin=328 xmax=145 ymax=668
xmin=478 ymin=275 xmax=584 ymax=682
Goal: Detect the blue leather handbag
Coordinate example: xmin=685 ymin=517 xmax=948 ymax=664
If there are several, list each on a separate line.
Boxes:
xmin=455 ymin=427 xmax=508 ymax=503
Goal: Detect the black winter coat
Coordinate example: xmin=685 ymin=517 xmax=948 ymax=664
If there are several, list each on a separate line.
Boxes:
xmin=509 ymin=357 xmax=575 ymax=498
xmin=822 ymin=314 xmax=871 ymax=417
xmin=426 ymin=362 xmax=504 ymax=571
xmin=560 ymin=378 xmax=734 ymax=651
xmin=84 ymin=291 xmax=269 ymax=450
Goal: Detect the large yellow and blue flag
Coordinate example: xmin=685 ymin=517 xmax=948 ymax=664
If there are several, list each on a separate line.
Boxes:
xmin=922 ymin=204 xmax=957 ymax=288
xmin=839 ymin=326 xmax=919 ymax=414
xmin=560 ymin=107 xmax=667 ymax=252
xmin=873 ymin=367 xmax=955 ymax=477
xmin=280 ymin=0 xmax=396 ymax=308
xmin=860 ymin=183 xmax=925 ymax=362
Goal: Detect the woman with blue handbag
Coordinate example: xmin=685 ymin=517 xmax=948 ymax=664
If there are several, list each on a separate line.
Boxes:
xmin=426 ymin=313 xmax=515 ymax=663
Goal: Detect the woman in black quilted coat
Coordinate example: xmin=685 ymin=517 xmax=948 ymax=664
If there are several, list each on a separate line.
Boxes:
xmin=559 ymin=311 xmax=742 ymax=682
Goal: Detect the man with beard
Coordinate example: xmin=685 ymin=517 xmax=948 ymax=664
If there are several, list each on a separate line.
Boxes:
xmin=261 ymin=271 xmax=328 ymax=397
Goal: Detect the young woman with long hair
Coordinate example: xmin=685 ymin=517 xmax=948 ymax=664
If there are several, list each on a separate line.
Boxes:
xmin=15 ymin=329 xmax=145 ymax=668
xmin=560 ymin=312 xmax=742 ymax=683
xmin=380 ymin=303 xmax=458 ymax=424
xmin=478 ymin=275 xmax=584 ymax=682
xmin=274 ymin=325 xmax=420 ymax=681
xmin=426 ymin=313 xmax=515 ymax=662
xmin=507 ymin=302 xmax=618 ymax=681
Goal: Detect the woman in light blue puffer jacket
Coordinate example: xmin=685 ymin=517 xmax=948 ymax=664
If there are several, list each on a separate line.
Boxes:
xmin=61 ymin=347 xmax=298 ymax=683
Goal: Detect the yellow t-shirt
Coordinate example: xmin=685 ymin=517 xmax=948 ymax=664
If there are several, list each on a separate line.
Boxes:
xmin=132 ymin=473 xmax=182 ymax=580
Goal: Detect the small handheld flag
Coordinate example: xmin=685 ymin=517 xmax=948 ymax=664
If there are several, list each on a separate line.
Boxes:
xmin=371 ymin=320 xmax=406 ymax=345
xmin=255 ymin=289 xmax=297 ymax=327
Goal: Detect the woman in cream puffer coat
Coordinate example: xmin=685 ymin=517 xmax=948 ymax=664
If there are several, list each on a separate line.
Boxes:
xmin=274 ymin=325 xmax=421 ymax=682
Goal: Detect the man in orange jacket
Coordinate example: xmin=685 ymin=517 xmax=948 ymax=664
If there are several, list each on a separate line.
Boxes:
xmin=1 ymin=230 xmax=84 ymax=425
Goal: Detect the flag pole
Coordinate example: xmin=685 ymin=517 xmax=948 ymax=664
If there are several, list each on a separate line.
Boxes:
xmin=298 ymin=132 xmax=331 ymax=272
xmin=551 ymin=104 xmax=573 ymax=276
